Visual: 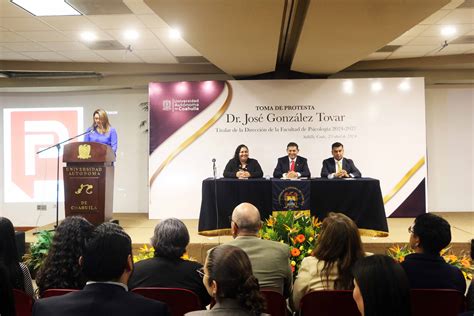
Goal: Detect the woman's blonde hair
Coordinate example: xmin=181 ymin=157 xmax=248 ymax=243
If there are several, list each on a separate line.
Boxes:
xmin=93 ymin=109 xmax=111 ymax=134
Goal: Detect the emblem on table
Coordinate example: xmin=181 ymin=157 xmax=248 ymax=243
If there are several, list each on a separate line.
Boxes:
xmin=75 ymin=184 xmax=94 ymax=195
xmin=278 ymin=187 xmax=304 ymax=211
xmin=77 ymin=144 xmax=91 ymax=159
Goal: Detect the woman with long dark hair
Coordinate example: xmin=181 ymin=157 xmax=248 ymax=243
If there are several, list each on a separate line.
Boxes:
xmin=0 ymin=217 xmax=34 ymax=297
xmin=36 ymin=216 xmax=94 ymax=297
xmin=0 ymin=262 xmax=16 ymax=316
xmin=223 ymin=144 xmax=263 ymax=179
xmin=292 ymin=212 xmax=365 ymax=310
xmin=187 ymin=245 xmax=266 ymax=315
xmin=352 ymin=254 xmax=411 ymax=316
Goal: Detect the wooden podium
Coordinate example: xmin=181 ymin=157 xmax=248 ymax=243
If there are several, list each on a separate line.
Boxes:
xmin=63 ymin=142 xmax=115 ymax=225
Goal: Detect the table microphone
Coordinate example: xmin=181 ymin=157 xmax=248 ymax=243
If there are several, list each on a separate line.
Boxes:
xmin=212 ymin=158 xmax=217 ymax=179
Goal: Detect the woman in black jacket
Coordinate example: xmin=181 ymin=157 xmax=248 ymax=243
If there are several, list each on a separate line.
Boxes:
xmin=223 ymin=144 xmax=263 ymax=179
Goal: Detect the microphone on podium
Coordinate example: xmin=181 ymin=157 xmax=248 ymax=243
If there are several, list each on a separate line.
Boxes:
xmin=212 ymin=158 xmax=217 ymax=179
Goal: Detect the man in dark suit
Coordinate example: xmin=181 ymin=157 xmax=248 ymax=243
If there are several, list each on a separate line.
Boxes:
xmin=321 ymin=142 xmax=361 ymax=178
xmin=32 ymin=223 xmax=169 ymax=316
xmin=273 ymin=142 xmax=311 ymax=178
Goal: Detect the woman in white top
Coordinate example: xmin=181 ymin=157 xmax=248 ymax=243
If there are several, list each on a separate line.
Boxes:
xmin=292 ymin=212 xmax=365 ymax=311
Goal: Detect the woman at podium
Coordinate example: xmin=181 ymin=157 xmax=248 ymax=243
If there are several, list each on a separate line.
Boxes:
xmin=84 ymin=109 xmax=117 ymax=154
xmin=223 ymin=144 xmax=263 ymax=179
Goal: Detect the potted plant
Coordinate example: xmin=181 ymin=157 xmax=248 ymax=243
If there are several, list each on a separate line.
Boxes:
xmin=259 ymin=211 xmax=322 ymax=277
xmin=23 ymin=230 xmax=54 ymax=278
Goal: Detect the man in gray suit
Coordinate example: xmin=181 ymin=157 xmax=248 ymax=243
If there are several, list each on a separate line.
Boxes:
xmin=226 ymin=202 xmax=293 ymax=298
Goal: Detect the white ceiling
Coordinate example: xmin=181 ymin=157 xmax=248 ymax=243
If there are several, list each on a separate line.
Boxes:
xmin=0 ymin=0 xmax=472 ymax=77
xmin=364 ymin=0 xmax=474 ymax=61
xmin=0 ymin=0 xmax=201 ymax=64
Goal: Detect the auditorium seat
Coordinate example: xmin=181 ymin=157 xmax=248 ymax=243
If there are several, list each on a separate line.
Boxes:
xmin=42 ymin=288 xmax=78 ymax=298
xmin=260 ymin=289 xmax=287 ymax=316
xmin=410 ymin=289 xmax=465 ymax=316
xmin=131 ymin=287 xmax=202 ymax=316
xmin=299 ymin=290 xmax=359 ymax=316
xmin=13 ymin=289 xmax=34 ymax=316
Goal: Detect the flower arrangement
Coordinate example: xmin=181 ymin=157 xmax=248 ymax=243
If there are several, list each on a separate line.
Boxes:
xmin=133 ymin=244 xmax=193 ymax=262
xmin=259 ymin=211 xmax=322 ymax=277
xmin=387 ymin=244 xmax=473 ymax=280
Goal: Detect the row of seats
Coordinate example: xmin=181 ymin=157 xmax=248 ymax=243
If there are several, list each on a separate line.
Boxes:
xmin=14 ymin=287 xmax=465 ymax=316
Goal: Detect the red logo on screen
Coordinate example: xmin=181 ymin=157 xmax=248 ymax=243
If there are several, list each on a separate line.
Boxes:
xmin=9 ymin=110 xmax=79 ymax=199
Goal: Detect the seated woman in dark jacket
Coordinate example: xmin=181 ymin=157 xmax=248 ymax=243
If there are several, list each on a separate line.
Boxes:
xmin=128 ymin=218 xmax=211 ymax=307
xmin=401 ymin=213 xmax=466 ymax=293
xmin=223 ymin=144 xmax=263 ymax=179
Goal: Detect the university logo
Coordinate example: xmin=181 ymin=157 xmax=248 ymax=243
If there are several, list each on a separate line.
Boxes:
xmin=3 ymin=108 xmax=83 ymax=202
xmin=278 ymin=186 xmax=305 ymax=211
xmin=74 ymin=184 xmax=94 ymax=195
xmin=162 ymin=100 xmax=172 ymax=111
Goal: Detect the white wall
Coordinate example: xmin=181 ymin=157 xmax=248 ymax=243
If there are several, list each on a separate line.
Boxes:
xmin=0 ymin=89 xmax=149 ymax=226
xmin=425 ymin=86 xmax=473 ymax=212
xmin=0 ymin=84 xmax=472 ymax=226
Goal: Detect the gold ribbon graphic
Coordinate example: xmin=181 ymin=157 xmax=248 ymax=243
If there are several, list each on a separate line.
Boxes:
xmin=383 ymin=157 xmax=425 ymax=204
xmin=150 ymin=82 xmax=233 ymax=186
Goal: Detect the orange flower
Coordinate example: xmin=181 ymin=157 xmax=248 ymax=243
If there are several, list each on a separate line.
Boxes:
xmin=461 ymin=258 xmax=470 ymax=268
xmin=295 ymin=234 xmax=306 ymax=243
xmin=291 ymin=248 xmax=301 ymax=257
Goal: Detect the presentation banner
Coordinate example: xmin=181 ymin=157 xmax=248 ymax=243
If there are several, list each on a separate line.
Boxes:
xmin=3 ymin=107 xmax=83 ymax=202
xmin=149 ymin=79 xmax=426 ymax=219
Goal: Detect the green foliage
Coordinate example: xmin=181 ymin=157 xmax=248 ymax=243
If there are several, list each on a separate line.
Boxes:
xmin=23 ymin=230 xmax=54 ymax=274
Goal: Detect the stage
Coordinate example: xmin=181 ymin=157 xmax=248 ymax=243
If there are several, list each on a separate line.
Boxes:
xmin=25 ymin=212 xmax=473 ymax=264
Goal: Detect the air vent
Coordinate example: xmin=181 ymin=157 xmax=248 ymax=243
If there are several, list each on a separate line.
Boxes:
xmin=449 ymin=35 xmax=474 ymax=44
xmin=175 ymin=56 xmax=210 ymax=64
xmin=457 ymin=0 xmax=474 ymax=8
xmin=66 ymin=0 xmax=133 ymax=15
xmin=376 ymin=45 xmax=401 ymax=53
xmin=83 ymin=40 xmax=126 ymax=50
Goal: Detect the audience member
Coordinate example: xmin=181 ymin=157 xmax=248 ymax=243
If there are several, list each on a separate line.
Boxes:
xmin=292 ymin=212 xmax=365 ymax=310
xmin=226 ymin=202 xmax=292 ymax=297
xmin=32 ymin=223 xmax=169 ymax=316
xmin=186 ymin=245 xmax=266 ymax=315
xmin=352 ymin=254 xmax=411 ymax=316
xmin=223 ymin=144 xmax=263 ymax=178
xmin=464 ymin=239 xmax=474 ymax=311
xmin=0 ymin=217 xmax=34 ymax=297
xmin=36 ymin=216 xmax=94 ymax=297
xmin=0 ymin=262 xmax=16 ymax=316
xmin=128 ymin=218 xmax=211 ymax=307
xmin=401 ymin=213 xmax=466 ymax=293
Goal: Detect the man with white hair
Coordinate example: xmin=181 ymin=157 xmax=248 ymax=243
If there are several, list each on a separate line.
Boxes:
xmin=226 ymin=202 xmax=292 ymax=298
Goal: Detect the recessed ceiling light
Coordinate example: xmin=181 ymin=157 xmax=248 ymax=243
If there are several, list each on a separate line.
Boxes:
xmin=342 ymin=80 xmax=354 ymax=94
xmin=80 ymin=31 xmax=97 ymax=42
xmin=440 ymin=25 xmax=457 ymax=37
xmin=371 ymin=82 xmax=383 ymax=92
xmin=169 ymin=28 xmax=181 ymax=40
xmin=11 ymin=0 xmax=81 ymax=16
xmin=399 ymin=79 xmax=411 ymax=92
xmin=124 ymin=30 xmax=139 ymax=41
